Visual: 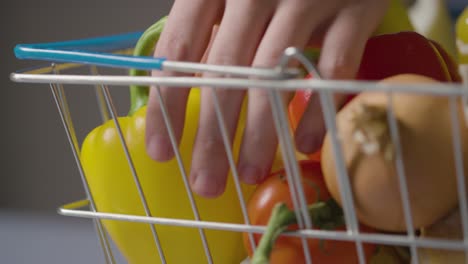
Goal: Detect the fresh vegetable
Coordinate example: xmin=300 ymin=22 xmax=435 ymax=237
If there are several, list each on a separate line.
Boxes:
xmin=407 ymin=0 xmax=457 ymax=59
xmin=287 ymin=75 xmax=324 ymax=162
xmin=243 ymin=160 xmax=376 ymax=263
xmin=456 ymin=6 xmax=468 ymax=65
xmin=81 ymin=17 xmax=257 ymax=264
xmin=372 ymin=0 xmax=415 ymax=36
xmin=356 ymin=31 xmax=461 ymax=82
xmin=244 ymin=160 xmax=330 ymax=239
xmin=418 ymin=208 xmax=466 ymax=263
xmin=321 ymin=74 xmax=468 ymax=232
xmin=287 ymin=0 xmax=415 ymax=161
xmin=288 ymin=88 xmax=355 ymax=162
xmin=289 ymin=31 xmax=460 ymax=163
xmin=288 ymin=83 xmax=356 ymax=161
xmin=457 ymin=6 xmax=468 ymax=86
xmin=369 ymin=245 xmax=410 ymax=264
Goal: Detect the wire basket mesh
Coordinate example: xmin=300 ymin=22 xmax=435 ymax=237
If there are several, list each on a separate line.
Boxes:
xmin=10 ymin=22 xmax=468 ymax=264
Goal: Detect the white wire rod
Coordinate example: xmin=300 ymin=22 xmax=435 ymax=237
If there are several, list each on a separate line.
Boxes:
xmin=286 ymin=47 xmax=366 ymax=264
xmin=448 ymin=96 xmax=468 ymax=263
xmin=13 ymin=58 xmax=301 ymax=79
xmin=268 ymin=87 xmax=314 ymax=264
xmin=318 ymin=90 xmax=366 ymax=261
xmin=50 ymin=63 xmax=116 ymax=264
xmin=386 ymin=91 xmax=420 ymax=264
xmin=162 ymin=60 xmax=301 ymax=79
xmin=11 ymin=73 xmax=468 ymax=96
xmin=101 ymin=86 xmax=167 ymax=264
xmin=153 ymin=85 xmax=214 ymax=264
xmin=275 ymin=48 xmax=316 ymax=233
xmin=89 ymin=66 xmax=111 ymax=123
xmin=265 ymin=47 xmax=328 ymax=264
xmin=49 ymin=82 xmax=116 ymax=264
xmin=209 ymin=88 xmax=257 ymax=254
xmin=58 ymin=205 xmax=468 ymax=252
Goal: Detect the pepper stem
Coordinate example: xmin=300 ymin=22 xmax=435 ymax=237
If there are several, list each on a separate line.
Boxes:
xmin=128 ymin=16 xmax=168 ymax=116
xmin=251 ymin=199 xmax=345 ymax=264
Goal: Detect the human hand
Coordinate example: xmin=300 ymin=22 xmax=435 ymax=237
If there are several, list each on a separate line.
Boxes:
xmin=145 ymin=0 xmax=390 ymax=197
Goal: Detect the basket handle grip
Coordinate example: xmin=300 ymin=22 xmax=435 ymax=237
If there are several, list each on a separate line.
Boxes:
xmin=14 ymin=31 xmax=166 ymax=70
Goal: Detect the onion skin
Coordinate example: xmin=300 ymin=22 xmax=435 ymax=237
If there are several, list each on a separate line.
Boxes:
xmin=321 ymin=74 xmax=468 ymax=232
xmin=418 ymin=208 xmax=466 ymax=263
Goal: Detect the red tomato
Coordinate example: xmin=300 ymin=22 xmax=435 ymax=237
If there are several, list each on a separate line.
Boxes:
xmin=246 ymin=160 xmax=330 ymax=236
xmin=269 ymin=244 xmax=306 ymax=264
xmin=243 ymin=160 xmax=376 ymax=263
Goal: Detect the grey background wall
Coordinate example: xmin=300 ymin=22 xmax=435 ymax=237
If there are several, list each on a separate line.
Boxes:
xmin=1 ymin=1 xmax=173 ymax=211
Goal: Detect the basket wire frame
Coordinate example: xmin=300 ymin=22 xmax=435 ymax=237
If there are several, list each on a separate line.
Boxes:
xmin=11 ymin=38 xmax=468 ymax=264
xmin=49 ymin=66 xmax=116 ymax=264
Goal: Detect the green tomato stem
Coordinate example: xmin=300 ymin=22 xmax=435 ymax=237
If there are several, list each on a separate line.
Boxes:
xmin=250 ymin=203 xmax=297 ymax=264
xmin=251 ymin=199 xmax=345 ymax=264
xmin=128 ymin=16 xmax=168 ymax=116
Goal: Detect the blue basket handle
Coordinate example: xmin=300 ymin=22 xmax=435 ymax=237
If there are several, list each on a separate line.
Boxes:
xmin=14 ymin=31 xmax=166 ymax=70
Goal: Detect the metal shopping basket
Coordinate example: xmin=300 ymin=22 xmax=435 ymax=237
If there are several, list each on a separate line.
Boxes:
xmin=10 ymin=23 xmax=468 ymax=264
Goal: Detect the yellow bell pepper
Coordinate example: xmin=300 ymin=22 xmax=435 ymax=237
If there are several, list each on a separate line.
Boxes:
xmin=80 ymin=17 xmax=257 ymax=264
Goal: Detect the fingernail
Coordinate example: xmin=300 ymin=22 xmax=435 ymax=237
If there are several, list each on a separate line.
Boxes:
xmin=297 ymin=135 xmax=320 ymax=154
xmin=191 ymin=170 xmax=223 ymax=198
xmin=147 ymin=136 xmax=174 ymax=161
xmin=240 ymin=165 xmax=263 ymax=184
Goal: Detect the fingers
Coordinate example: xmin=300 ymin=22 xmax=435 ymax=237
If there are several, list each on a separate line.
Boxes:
xmin=318 ymin=1 xmax=389 ymax=80
xmin=295 ymin=0 xmax=389 ymax=154
xmin=147 ymin=0 xmax=391 ymax=199
xmin=190 ymin=0 xmax=276 ymax=197
xmin=238 ymin=0 xmax=339 ymax=184
xmin=146 ymin=0 xmax=223 ymax=161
